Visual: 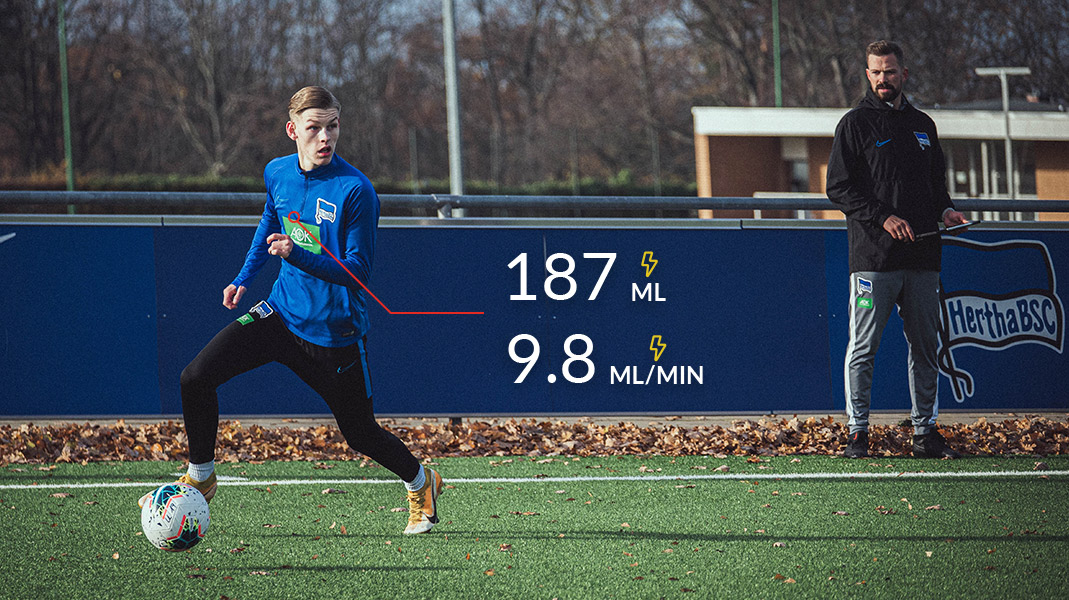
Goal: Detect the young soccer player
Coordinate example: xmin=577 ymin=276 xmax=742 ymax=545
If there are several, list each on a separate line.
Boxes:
xmin=141 ymin=86 xmax=442 ymax=534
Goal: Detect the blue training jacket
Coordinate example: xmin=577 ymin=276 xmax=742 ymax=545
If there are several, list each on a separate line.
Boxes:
xmin=231 ymin=153 xmax=379 ymax=347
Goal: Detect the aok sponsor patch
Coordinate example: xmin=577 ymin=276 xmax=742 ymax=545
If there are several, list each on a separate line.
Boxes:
xmin=857 ymin=297 xmax=873 ymax=309
xmin=283 ymin=218 xmax=322 ymax=254
xmin=938 ymin=238 xmax=1064 ymax=402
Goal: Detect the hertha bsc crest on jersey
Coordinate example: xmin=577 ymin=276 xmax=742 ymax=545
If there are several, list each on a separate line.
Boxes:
xmin=914 ymin=131 xmax=931 ymax=149
xmin=315 ymin=197 xmax=337 ymax=224
xmin=857 ymin=277 xmax=873 ymax=295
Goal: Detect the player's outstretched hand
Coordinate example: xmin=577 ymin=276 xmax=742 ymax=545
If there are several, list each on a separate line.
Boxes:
xmin=267 ymin=233 xmax=294 ymax=259
xmin=223 ymin=284 xmax=246 ymax=310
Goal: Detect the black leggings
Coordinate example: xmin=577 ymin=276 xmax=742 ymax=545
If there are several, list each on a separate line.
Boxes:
xmin=179 ymin=307 xmax=420 ymax=482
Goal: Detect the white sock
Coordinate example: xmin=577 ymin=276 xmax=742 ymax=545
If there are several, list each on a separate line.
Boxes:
xmin=404 ymin=464 xmax=426 ymax=492
xmin=187 ymin=460 xmax=215 ymax=482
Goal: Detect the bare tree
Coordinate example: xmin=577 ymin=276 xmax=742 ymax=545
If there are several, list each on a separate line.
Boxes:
xmin=778 ymin=0 xmax=867 ymax=107
xmin=472 ymin=0 xmax=511 ymax=187
xmin=0 ymin=0 xmax=63 ymax=174
xmin=6 ymin=0 xmax=1064 ymax=191
xmin=137 ymin=0 xmax=285 ymax=176
xmin=582 ymin=0 xmax=688 ymax=191
xmin=463 ymin=0 xmax=584 ymax=184
xmin=678 ymin=0 xmax=771 ymax=106
xmin=383 ymin=14 xmax=451 ymax=183
xmin=963 ymin=1 xmax=1069 ymax=104
xmin=301 ymin=0 xmax=401 ymax=176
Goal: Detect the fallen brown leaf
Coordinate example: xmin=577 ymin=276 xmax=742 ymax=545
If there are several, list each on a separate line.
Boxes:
xmin=2 ymin=415 xmax=1067 ymax=463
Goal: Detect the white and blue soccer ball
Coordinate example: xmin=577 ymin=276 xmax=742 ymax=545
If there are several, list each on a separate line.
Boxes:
xmin=140 ymin=483 xmax=210 ymax=551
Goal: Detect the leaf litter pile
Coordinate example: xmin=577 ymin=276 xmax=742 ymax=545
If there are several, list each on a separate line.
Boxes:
xmin=3 ymin=415 xmax=1067 ymax=464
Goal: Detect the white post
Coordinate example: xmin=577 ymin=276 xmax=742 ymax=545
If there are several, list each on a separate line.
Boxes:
xmin=975 ymin=67 xmax=1030 ymax=205
xmin=443 ymin=0 xmax=464 ymax=199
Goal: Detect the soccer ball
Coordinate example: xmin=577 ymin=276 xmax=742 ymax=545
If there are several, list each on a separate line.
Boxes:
xmin=140 ymin=483 xmax=210 ymax=551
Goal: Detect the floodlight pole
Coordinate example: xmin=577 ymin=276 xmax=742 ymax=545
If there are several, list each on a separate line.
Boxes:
xmin=772 ymin=0 xmax=781 ymax=107
xmin=443 ymin=0 xmax=464 ymax=198
xmin=58 ymin=0 xmax=75 ymax=212
xmin=975 ymin=66 xmax=1030 ymax=200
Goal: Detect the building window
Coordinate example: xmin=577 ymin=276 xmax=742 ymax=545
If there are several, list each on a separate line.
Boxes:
xmin=788 ymin=160 xmax=808 ymax=193
xmin=943 ymin=139 xmax=1036 ymax=221
xmin=943 ymin=139 xmax=1036 ymax=198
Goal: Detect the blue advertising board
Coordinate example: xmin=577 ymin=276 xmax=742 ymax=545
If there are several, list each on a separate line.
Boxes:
xmin=0 ymin=218 xmax=1065 ymax=416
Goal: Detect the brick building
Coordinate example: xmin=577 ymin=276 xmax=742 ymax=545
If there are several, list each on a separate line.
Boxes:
xmin=692 ymin=102 xmax=1069 ymax=221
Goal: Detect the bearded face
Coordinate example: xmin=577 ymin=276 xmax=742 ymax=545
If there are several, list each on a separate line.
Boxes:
xmin=866 ymin=53 xmax=908 ymax=107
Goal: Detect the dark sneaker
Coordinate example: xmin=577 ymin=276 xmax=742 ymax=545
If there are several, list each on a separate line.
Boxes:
xmin=912 ymin=430 xmax=961 ymax=459
xmin=843 ymin=430 xmax=869 ymax=458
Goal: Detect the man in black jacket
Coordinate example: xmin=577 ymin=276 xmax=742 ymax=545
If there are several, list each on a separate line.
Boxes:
xmin=826 ymin=40 xmax=969 ymax=459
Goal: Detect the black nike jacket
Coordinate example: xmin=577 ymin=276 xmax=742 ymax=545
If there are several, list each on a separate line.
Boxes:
xmin=826 ymin=89 xmax=954 ymax=273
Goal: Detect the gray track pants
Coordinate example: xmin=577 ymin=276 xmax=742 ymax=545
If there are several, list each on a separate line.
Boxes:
xmin=845 ymin=270 xmax=941 ymax=435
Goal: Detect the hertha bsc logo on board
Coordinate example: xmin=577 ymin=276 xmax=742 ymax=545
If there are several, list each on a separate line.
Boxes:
xmin=937 ymin=238 xmax=1064 ymax=402
xmin=315 ymin=197 xmax=337 ymax=225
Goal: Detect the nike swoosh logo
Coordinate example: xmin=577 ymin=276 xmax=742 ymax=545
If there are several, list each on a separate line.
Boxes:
xmin=0 ymin=233 xmax=15 ymax=245
xmin=876 ymin=139 xmax=891 ymax=147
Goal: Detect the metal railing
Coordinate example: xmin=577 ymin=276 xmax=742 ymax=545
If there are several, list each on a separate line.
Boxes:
xmin=1 ymin=190 xmax=1068 ymax=217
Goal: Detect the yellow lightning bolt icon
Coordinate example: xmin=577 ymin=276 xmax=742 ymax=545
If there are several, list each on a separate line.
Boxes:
xmin=641 ymin=251 xmax=658 ymax=277
xmin=650 ymin=335 xmax=666 ymax=362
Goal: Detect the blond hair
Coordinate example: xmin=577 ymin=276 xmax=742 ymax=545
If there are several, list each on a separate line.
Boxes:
xmin=288 ymin=86 xmax=341 ymax=120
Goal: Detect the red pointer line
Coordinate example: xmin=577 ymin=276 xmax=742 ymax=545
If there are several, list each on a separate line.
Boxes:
xmin=287 ymin=212 xmax=484 ymax=315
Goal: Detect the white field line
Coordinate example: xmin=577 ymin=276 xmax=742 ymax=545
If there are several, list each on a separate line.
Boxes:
xmin=1 ymin=470 xmax=1066 ymax=491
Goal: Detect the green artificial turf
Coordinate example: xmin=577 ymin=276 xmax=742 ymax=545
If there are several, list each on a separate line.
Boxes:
xmin=2 ymin=456 xmax=1067 ymax=599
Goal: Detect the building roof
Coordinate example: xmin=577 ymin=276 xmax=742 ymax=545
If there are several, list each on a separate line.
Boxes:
xmin=692 ymin=105 xmax=1069 ymax=141
xmin=935 ymin=98 xmax=1067 ymax=112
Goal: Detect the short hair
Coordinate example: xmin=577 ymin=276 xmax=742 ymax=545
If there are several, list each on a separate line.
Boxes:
xmin=866 ymin=40 xmax=903 ymax=66
xmin=288 ymin=86 xmax=341 ymax=119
